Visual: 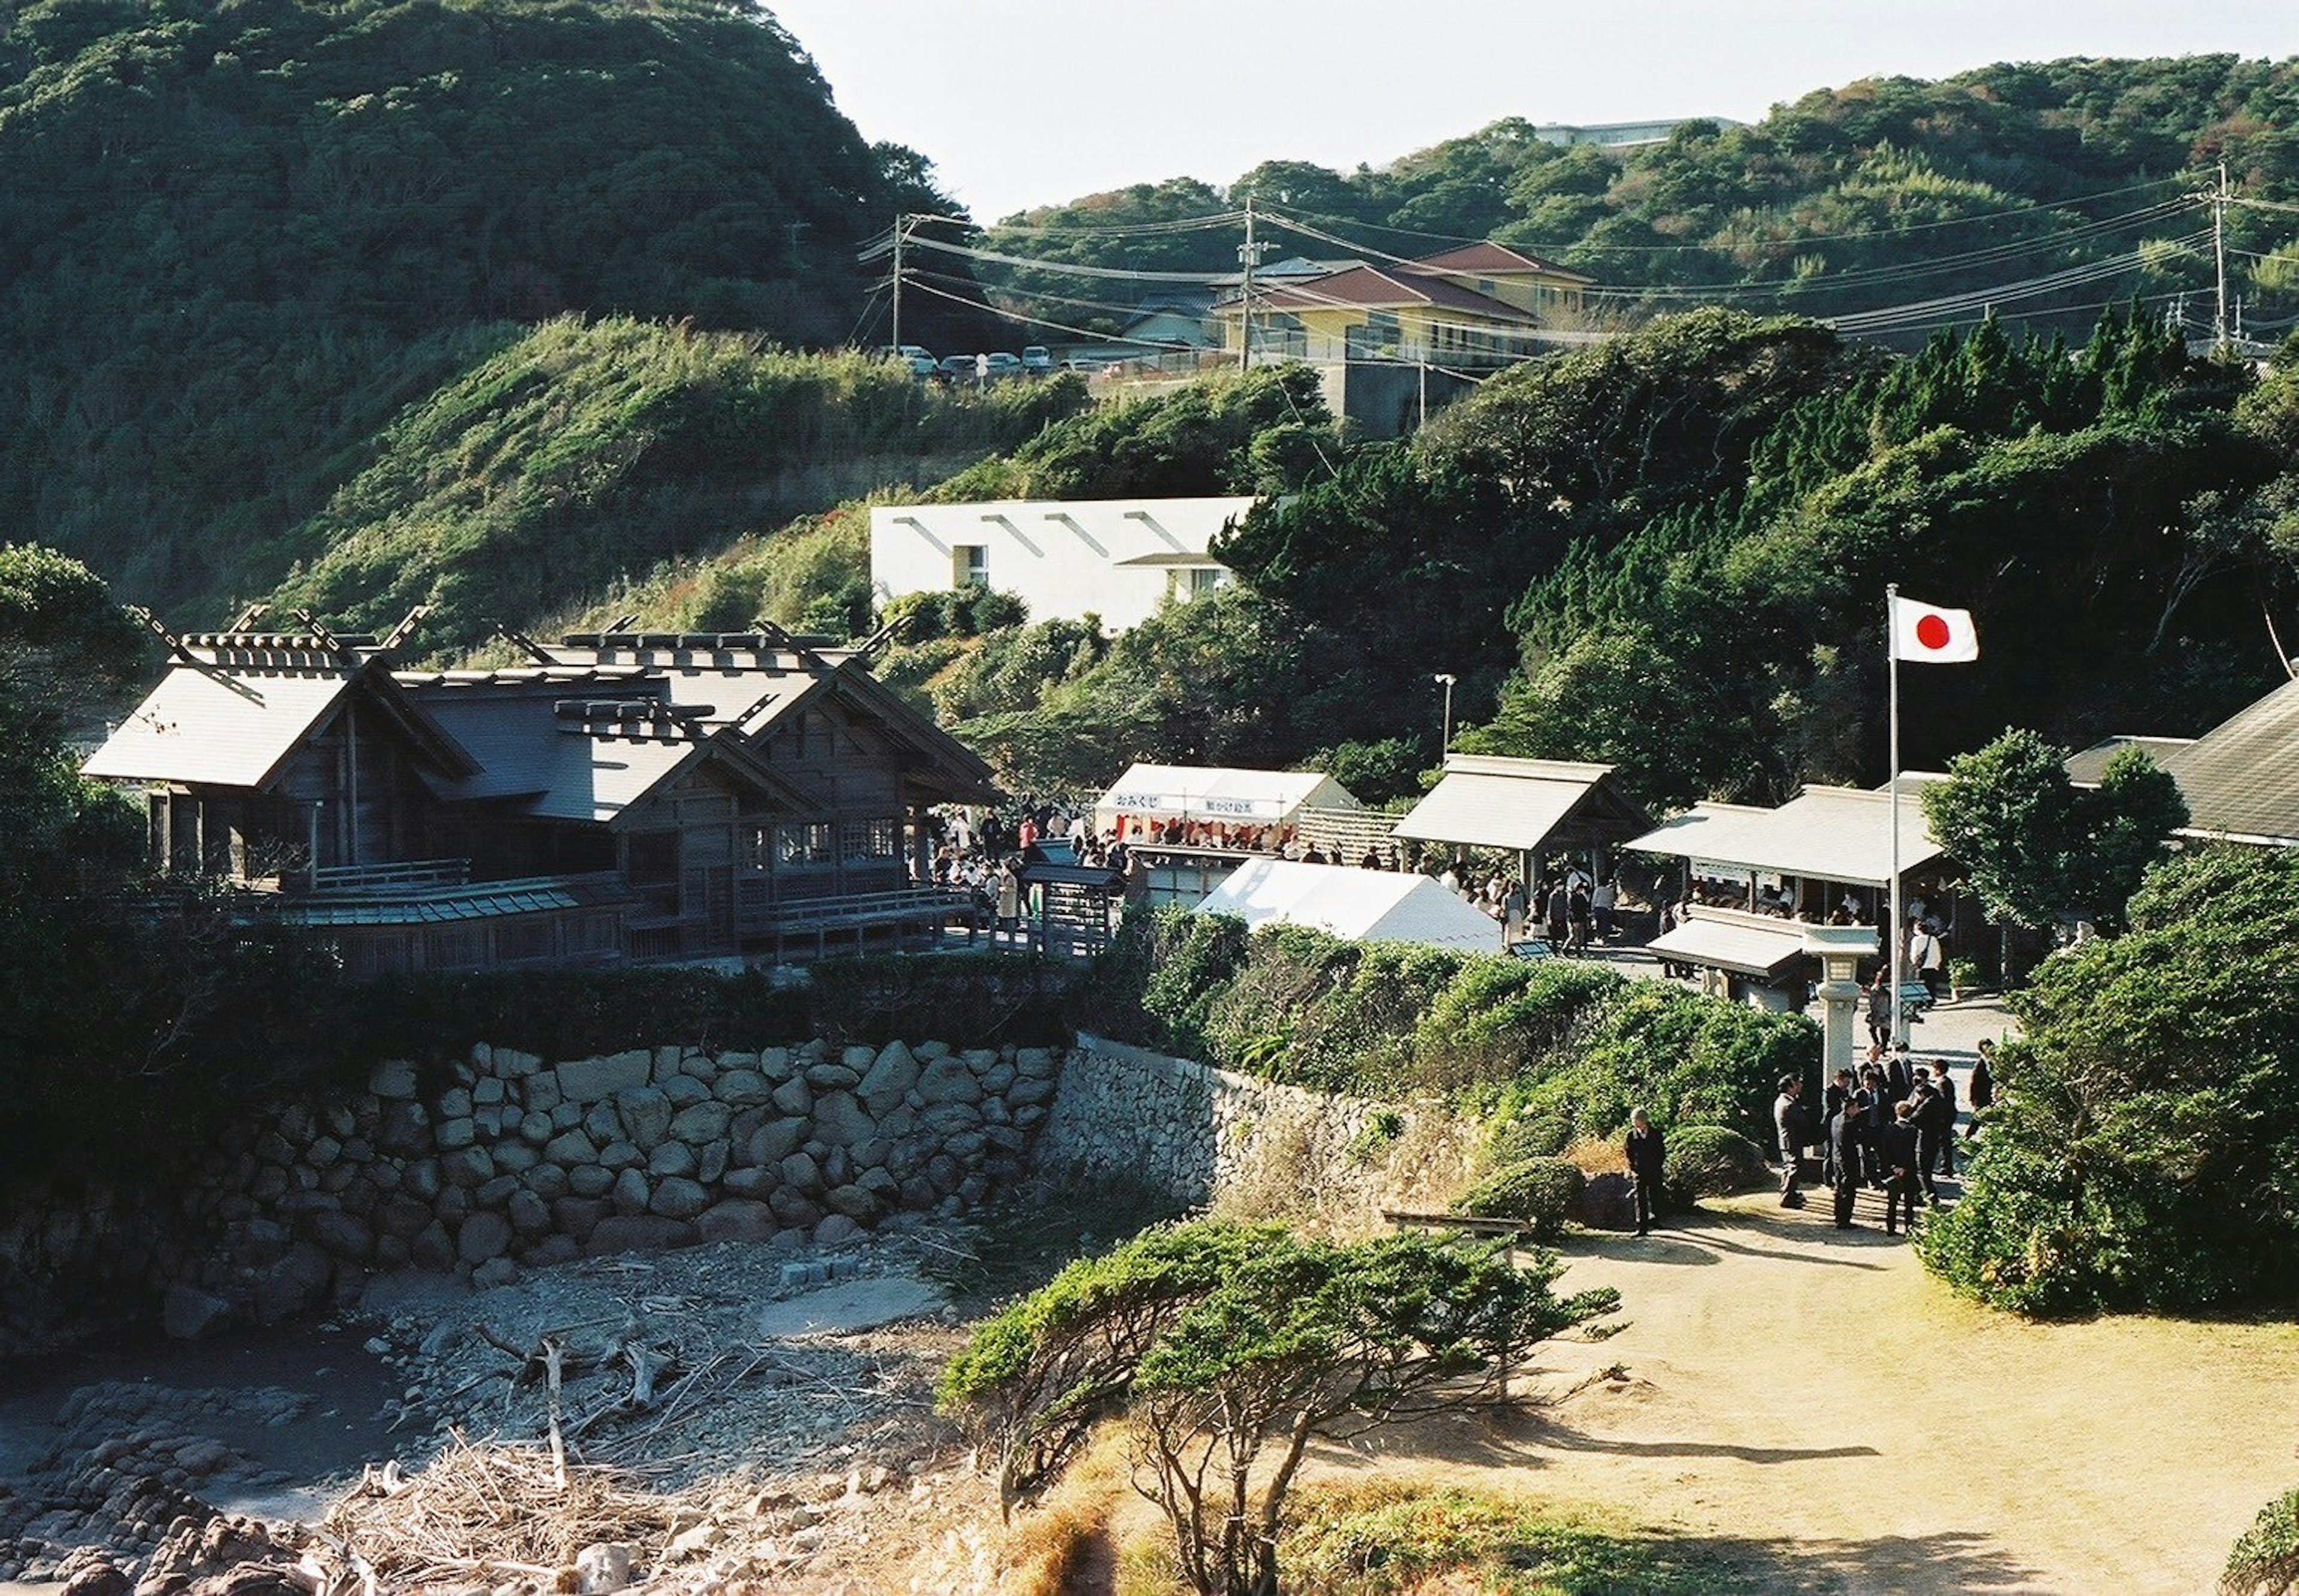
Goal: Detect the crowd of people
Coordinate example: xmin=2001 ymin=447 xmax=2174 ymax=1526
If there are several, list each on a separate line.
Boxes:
xmin=1766 ymin=1038 xmax=1997 ymax=1236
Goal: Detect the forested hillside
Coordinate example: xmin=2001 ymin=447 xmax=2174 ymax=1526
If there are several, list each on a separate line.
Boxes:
xmin=981 ymin=57 xmax=2299 ymax=338
xmin=0 ymin=0 xmax=997 ymax=623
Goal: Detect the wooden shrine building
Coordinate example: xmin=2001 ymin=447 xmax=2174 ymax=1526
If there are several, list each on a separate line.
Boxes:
xmin=83 ymin=619 xmax=1002 ymax=973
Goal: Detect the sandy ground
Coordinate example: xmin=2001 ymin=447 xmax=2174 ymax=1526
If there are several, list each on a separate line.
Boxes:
xmin=1330 ymin=1190 xmax=2299 ymax=1595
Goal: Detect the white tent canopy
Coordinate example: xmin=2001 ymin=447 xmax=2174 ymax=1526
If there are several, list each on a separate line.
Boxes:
xmin=1625 ymin=785 xmax=1945 ymax=889
xmin=1193 ymin=860 xmax=1503 ymax=954
xmin=1093 ymin=763 xmax=1360 ymax=829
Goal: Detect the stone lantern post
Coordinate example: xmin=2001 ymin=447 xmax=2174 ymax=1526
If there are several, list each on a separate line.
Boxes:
xmin=1803 ymin=923 xmax=1880 ymax=1081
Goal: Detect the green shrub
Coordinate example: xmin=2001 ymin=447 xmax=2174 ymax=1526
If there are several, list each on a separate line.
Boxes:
xmin=1487 ymin=1109 xmax=1573 ymax=1164
xmin=1452 ymin=1157 xmax=1587 ymax=1239
xmin=2225 ymin=1485 xmax=2299 ymax=1596
xmin=1663 ymin=1125 xmax=1771 ymax=1203
xmin=1918 ymin=848 xmax=2299 ymax=1316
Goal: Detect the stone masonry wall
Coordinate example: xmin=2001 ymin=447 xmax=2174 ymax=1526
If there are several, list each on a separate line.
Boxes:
xmin=0 ymin=1037 xmax=1060 ymax=1351
xmin=1032 ymin=1033 xmax=1480 ymax=1234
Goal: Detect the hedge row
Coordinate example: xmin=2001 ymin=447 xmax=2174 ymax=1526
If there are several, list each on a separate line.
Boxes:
xmin=1076 ymin=909 xmax=1816 ymax=1147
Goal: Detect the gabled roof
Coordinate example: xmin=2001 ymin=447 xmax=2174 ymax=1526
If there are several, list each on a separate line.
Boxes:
xmin=1627 ymin=785 xmax=1944 ymax=888
xmin=2157 ymin=676 xmax=2299 ymax=844
xmin=84 ymin=644 xmax=477 ymax=790
xmin=1393 ymin=755 xmax=1655 ymax=855
xmin=1196 ymin=860 xmax=1505 ymax=954
xmin=1254 ymin=266 xmax=1539 ymax=321
xmin=2064 ymin=736 xmax=2195 ymax=789
xmin=1409 ymin=241 xmax=1594 ymax=284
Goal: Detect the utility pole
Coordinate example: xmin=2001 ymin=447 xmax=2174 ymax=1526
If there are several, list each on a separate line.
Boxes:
xmin=2213 ymin=162 xmax=2230 ymax=356
xmin=1236 ymin=194 xmax=1266 ymax=371
xmin=1434 ymin=673 xmax=1456 ymax=756
xmin=890 ymin=214 xmax=907 ymax=354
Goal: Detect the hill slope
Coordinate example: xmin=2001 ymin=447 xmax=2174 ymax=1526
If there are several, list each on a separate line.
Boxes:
xmin=0 ymin=0 xmax=988 ymax=619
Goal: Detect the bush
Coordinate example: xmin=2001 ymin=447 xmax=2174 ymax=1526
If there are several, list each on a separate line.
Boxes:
xmin=2225 ymin=1486 xmax=2299 ymax=1596
xmin=1452 ymin=1157 xmax=1587 ymax=1239
xmin=1663 ymin=1125 xmax=1772 ymax=1204
xmin=1918 ymin=847 xmax=2299 ymax=1315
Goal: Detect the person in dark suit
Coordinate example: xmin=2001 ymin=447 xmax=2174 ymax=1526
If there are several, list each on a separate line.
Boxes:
xmin=1909 ymin=1067 xmax=1949 ymax=1203
xmin=1885 ymin=1045 xmax=1915 ymax=1109
xmin=1933 ymin=1063 xmax=1959 ymax=1176
xmin=1828 ymin=1095 xmax=1863 ymax=1230
xmin=1857 ymin=1065 xmax=1888 ymax=1187
xmin=1625 ymin=1109 xmax=1666 ymax=1237
xmin=1881 ymin=1101 xmax=1922 ymax=1236
xmin=1967 ymin=1039 xmax=1997 ymax=1141
xmin=1820 ymin=1069 xmax=1853 ymax=1188
xmin=1773 ymin=1075 xmax=1807 ymax=1209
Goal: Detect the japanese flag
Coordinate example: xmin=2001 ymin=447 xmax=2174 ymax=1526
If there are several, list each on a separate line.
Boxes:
xmin=1889 ymin=596 xmax=1979 ymax=663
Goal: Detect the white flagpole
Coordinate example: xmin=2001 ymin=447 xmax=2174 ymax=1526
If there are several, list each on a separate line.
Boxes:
xmin=1887 ymin=582 xmax=1905 ymax=1046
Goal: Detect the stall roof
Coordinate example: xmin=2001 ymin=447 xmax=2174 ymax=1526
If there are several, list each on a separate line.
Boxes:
xmin=1391 ymin=755 xmax=1654 ymax=855
xmin=1194 ymin=860 xmax=1504 ymax=954
xmin=1094 ymin=763 xmax=1358 ymax=824
xmin=1644 ymin=914 xmax=1808 ymax=978
xmin=1627 ymin=785 xmax=1944 ymax=888
xmin=2154 ymin=677 xmax=2299 ymax=845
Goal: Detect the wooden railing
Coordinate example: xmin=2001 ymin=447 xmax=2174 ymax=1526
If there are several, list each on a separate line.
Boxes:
xmin=743 ymin=886 xmax=985 ymax=959
xmin=308 ymin=858 xmax=471 ymax=894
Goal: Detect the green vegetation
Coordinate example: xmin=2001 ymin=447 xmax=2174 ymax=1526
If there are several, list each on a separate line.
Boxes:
xmin=1079 ymin=910 xmax=1814 ymax=1149
xmin=1661 ymin=1125 xmax=1772 ymax=1204
xmin=0 ymin=0 xmax=1012 ymax=622
xmin=1921 ymin=728 xmax=2189 ymax=935
xmin=991 ymin=60 xmax=2299 ymax=332
xmin=2225 ymin=1485 xmax=2299 ymax=1596
xmin=1917 ymin=847 xmax=2299 ymax=1315
xmin=1452 ymin=1157 xmax=1585 ymax=1239
xmin=1282 ymin=1484 xmax=1772 ymax=1596
xmin=265 ymin=321 xmax=1078 ymax=642
xmin=939 ymin=1221 xmax=1618 ymax=1595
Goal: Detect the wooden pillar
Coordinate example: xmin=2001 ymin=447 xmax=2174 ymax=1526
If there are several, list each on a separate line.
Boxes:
xmin=156 ymin=791 xmax=174 ymax=875
xmin=191 ymin=796 xmax=207 ymax=876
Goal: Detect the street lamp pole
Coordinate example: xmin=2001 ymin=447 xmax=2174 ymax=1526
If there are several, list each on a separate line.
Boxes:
xmin=1434 ymin=674 xmax=1456 ymax=757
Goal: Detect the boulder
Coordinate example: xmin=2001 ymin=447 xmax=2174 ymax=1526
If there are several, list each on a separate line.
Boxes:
xmin=596 ymin=1140 xmax=642 ymax=1171
xmin=523 ymin=1162 xmax=570 ymax=1200
xmin=857 ymin=1041 xmax=921 ymax=1116
xmin=780 ymin=1152 xmax=821 ymax=1194
xmin=304 ymin=1210 xmax=374 ymax=1262
xmin=439 ymin=1146 xmax=494 ymax=1188
xmin=697 ymin=1140 xmax=729 ymax=1184
xmin=437 ymin=1087 xmax=474 ymax=1119
xmin=611 ymin=1167 xmax=651 ymax=1216
xmin=805 ymin=1060 xmax=862 ymax=1090
xmin=814 ymin=1091 xmax=876 ymax=1149
xmin=457 ymin=1212 xmax=512 ymax=1266
xmin=544 ymin=1129 xmax=599 ymax=1167
xmin=471 ymin=1257 xmax=518 ymax=1291
xmin=767 ymin=1190 xmax=822 ymax=1228
xmin=506 ymin=1190 xmax=553 ymax=1239
xmin=648 ymin=1142 xmax=699 ymax=1179
xmin=696 ymin=1199 xmax=779 ymax=1245
xmin=668 ymin=1100 xmax=732 ymax=1146
xmin=771 ymin=1077 xmax=812 ymax=1116
xmin=575 ymin=1542 xmax=633 ymax=1595
xmin=432 ymin=1116 xmax=477 ymax=1152
xmin=493 ymin=1140 xmax=541 ymax=1174
xmin=251 ymin=1242 xmax=334 ymax=1325
xmin=412 ymin=1221 xmax=456 ymax=1272
xmin=917 ymin=1057 xmax=984 ymax=1105
xmin=584 ymin=1216 xmax=699 ymax=1258
xmin=472 ymin=1076 xmax=506 ymax=1108
xmin=721 ymin=1166 xmax=776 ymax=1198
xmin=823 ymin=1185 xmax=880 ymax=1220
xmin=813 ymin=1213 xmax=866 ymax=1247
xmin=659 ymin=1074 xmax=711 ymax=1109
xmin=650 ymin=1177 xmax=709 ymax=1221
xmin=678 ymin=1049 xmax=718 ymax=1082
xmin=520 ymin=1110 xmax=556 ymax=1146
xmin=524 ymin=1071 xmax=562 ymax=1112
xmin=375 ymin=1102 xmax=430 ymax=1157
xmin=748 ymin=1117 xmax=806 ymax=1169
xmin=1015 ymin=1046 xmax=1061 ymax=1079
xmin=557 ymin=1051 xmax=654 ymax=1106
xmin=368 ymin=1060 xmax=420 ymax=1100
xmin=568 ymin=1165 xmax=614 ymax=1198
xmin=615 ymin=1087 xmax=674 ymax=1152
xmin=551 ymin=1197 xmax=612 ymax=1245
xmin=162 ymin=1285 xmax=234 ymax=1340
xmin=524 ymin=1235 xmax=581 ymax=1267
xmin=583 ymin=1103 xmax=623 ymax=1146
xmin=713 ymin=1069 xmax=772 ymax=1107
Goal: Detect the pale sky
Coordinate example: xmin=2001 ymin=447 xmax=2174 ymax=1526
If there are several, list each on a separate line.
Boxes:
xmin=766 ymin=1 xmax=2299 ymax=223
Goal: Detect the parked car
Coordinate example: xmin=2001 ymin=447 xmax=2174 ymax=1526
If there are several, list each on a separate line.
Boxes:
xmin=985 ymin=352 xmax=1024 ymax=380
xmin=939 ymin=354 xmax=979 ymax=382
xmin=874 ymin=344 xmax=935 ymax=364
xmin=1020 ymin=345 xmax=1054 ymax=375
xmin=903 ymin=354 xmax=938 ymax=379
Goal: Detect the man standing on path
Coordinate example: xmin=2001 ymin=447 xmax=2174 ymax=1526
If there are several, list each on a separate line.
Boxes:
xmin=1774 ymin=1075 xmax=1808 ymax=1209
xmin=1909 ymin=1066 xmax=1949 ymax=1204
xmin=1866 ymin=969 xmax=1894 ymax=1052
xmin=1933 ymin=1061 xmax=1959 ymax=1176
xmin=1626 ymin=1109 xmax=1666 ymax=1237
xmin=1881 ymin=1101 xmax=1922 ymax=1236
xmin=1828 ymin=1090 xmax=1863 ymax=1230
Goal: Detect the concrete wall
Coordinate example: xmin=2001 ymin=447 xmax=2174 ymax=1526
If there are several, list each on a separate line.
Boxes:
xmin=1032 ymin=1032 xmax=1479 ymax=1234
xmin=869 ymin=496 xmax=1254 ymax=632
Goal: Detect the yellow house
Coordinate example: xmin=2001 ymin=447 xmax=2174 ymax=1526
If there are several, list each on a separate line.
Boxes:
xmin=1213 ymin=242 xmax=1593 ymax=367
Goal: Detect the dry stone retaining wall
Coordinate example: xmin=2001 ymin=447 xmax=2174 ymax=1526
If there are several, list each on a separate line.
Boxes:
xmin=0 ymin=1037 xmax=1060 ymax=1351
xmin=1032 ymin=1033 xmax=1479 ymax=1233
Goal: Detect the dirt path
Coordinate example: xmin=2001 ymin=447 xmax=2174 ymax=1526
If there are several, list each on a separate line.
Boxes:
xmin=1335 ymin=1190 xmax=2299 ymax=1595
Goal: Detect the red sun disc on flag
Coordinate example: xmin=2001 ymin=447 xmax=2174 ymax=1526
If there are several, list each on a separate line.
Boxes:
xmin=1915 ymin=614 xmax=1951 ymax=651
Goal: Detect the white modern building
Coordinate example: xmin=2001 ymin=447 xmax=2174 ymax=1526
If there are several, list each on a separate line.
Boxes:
xmin=868 ymin=495 xmax=1256 ymax=633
